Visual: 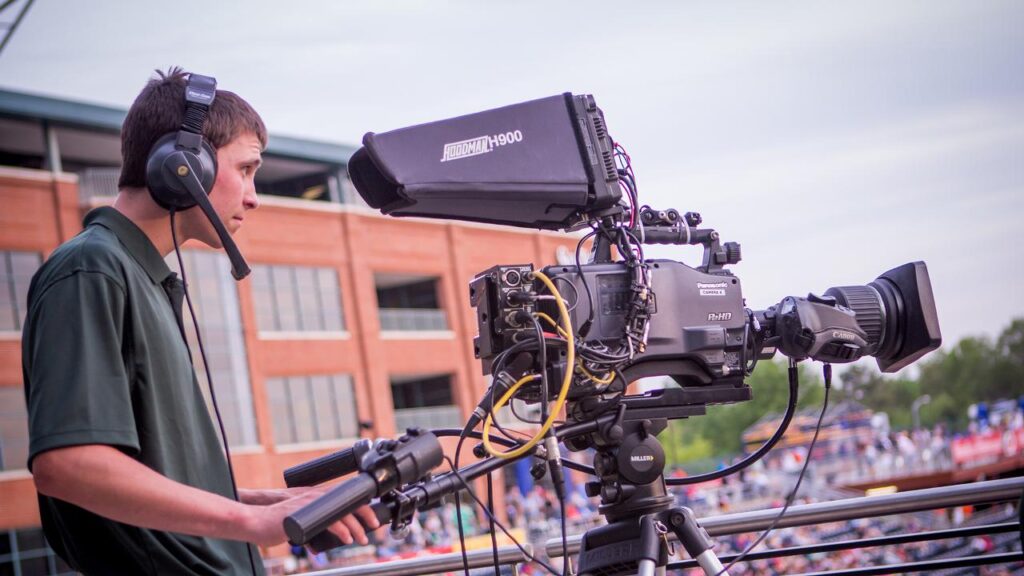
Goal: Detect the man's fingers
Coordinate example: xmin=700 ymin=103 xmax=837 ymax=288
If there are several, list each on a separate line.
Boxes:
xmin=326 ymin=522 xmax=354 ymax=546
xmin=355 ymin=504 xmax=381 ymax=530
xmin=281 ymin=491 xmax=374 ymax=547
xmin=341 ymin=513 xmax=368 ymax=545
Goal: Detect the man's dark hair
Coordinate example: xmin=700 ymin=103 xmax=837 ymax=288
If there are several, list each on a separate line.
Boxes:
xmin=118 ymin=67 xmax=268 ymax=189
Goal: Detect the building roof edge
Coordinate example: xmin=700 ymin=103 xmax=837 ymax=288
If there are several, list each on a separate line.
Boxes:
xmin=0 ymin=86 xmax=358 ymax=165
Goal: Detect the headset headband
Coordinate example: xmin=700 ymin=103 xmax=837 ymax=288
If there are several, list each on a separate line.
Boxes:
xmin=175 ymin=74 xmax=217 ymax=156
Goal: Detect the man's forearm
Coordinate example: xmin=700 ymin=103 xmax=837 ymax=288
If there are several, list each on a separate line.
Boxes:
xmin=32 ymin=444 xmax=377 ymax=547
xmin=238 ymin=488 xmax=292 ymax=506
xmin=33 ymin=445 xmax=255 ymax=542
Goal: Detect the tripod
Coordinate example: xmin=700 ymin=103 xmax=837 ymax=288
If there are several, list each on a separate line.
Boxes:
xmin=574 ymin=418 xmax=730 ymax=576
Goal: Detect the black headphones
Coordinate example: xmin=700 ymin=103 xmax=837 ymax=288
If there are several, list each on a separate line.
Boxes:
xmin=144 ymin=73 xmax=251 ymax=280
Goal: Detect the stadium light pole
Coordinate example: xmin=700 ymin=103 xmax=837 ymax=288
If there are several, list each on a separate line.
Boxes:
xmin=912 ymin=394 xmax=932 ymax=431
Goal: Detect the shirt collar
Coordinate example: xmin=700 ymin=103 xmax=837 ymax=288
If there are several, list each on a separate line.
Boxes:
xmin=84 ymin=206 xmax=174 ymax=285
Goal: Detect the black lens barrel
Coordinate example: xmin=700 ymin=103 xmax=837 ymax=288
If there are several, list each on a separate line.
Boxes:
xmin=825 ymin=284 xmax=887 ymax=353
xmin=821 ymin=262 xmax=939 ymax=373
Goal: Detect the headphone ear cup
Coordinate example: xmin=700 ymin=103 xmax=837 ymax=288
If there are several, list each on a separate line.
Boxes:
xmin=198 ymin=139 xmax=218 ymax=191
xmin=145 ymin=134 xmax=219 ymax=210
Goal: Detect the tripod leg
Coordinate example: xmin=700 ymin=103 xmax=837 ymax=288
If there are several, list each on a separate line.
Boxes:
xmin=637 ymin=515 xmax=662 ymax=576
xmin=576 ymin=514 xmax=666 ymax=576
xmin=664 ymin=507 xmax=730 ymax=576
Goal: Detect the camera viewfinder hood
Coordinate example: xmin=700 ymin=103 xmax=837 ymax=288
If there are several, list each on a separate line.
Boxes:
xmin=348 ymin=93 xmax=621 ymax=231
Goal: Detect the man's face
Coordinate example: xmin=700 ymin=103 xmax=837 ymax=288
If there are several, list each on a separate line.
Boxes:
xmin=189 ymin=131 xmax=262 ymax=248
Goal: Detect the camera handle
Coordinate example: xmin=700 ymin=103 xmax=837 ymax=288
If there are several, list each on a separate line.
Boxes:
xmin=283 ymin=429 xmax=443 ymax=548
xmin=585 ymin=206 xmax=741 ymax=273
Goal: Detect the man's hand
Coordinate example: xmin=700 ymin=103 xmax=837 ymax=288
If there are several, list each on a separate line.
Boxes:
xmin=32 ymin=445 xmax=379 ymax=548
xmin=239 ymin=487 xmax=380 ymax=547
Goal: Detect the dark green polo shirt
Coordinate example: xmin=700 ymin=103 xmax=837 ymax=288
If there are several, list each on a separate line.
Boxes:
xmin=22 ymin=207 xmax=263 ymax=575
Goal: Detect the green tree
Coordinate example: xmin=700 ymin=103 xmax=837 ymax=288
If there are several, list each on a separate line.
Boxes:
xmin=836 ymin=363 xmax=919 ymax=429
xmin=992 ymin=318 xmax=1024 ymax=399
xmin=916 ymin=335 xmax=997 ymax=429
xmin=834 ymin=317 xmax=1023 ymax=431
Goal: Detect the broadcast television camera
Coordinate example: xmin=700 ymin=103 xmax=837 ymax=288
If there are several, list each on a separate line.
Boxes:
xmin=349 ymin=93 xmax=941 ymax=407
xmin=284 ymin=94 xmax=942 ymax=575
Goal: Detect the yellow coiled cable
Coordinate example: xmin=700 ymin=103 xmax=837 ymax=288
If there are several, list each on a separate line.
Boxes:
xmin=482 ymin=271 xmax=575 ymax=459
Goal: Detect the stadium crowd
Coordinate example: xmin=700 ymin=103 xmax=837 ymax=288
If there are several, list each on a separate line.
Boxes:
xmin=272 ymin=400 xmax=1024 ymax=575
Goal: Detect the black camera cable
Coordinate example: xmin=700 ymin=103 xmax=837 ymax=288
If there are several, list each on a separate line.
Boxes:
xmin=614 ymin=143 xmax=640 ymax=226
xmin=712 ymin=362 xmax=832 ymax=576
xmin=667 ymin=360 xmax=799 ymax=486
xmin=443 ymin=456 xmax=562 ymax=576
xmin=531 ymin=315 xmax=572 ymax=576
xmin=453 ymin=423 xmax=474 ymax=576
xmin=454 ymin=366 xmax=533 ymax=576
xmin=169 ymin=210 xmax=258 ymax=576
xmin=485 ymin=473 xmax=501 ymax=576
xmin=574 ymin=228 xmax=598 ymax=337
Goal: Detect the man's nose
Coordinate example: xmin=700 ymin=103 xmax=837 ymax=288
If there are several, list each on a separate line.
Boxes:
xmin=244 ymin=186 xmax=259 ymax=210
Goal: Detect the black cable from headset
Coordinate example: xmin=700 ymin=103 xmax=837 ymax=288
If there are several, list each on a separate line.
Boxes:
xmin=170 ymin=210 xmax=259 ymax=576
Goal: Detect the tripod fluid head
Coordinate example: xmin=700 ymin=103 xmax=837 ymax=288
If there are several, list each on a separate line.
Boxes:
xmin=569 ymin=409 xmax=729 ymax=576
xmin=586 ymin=418 xmax=672 ymax=522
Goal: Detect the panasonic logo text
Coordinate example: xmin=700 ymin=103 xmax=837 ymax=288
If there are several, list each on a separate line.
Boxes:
xmin=697 ymin=282 xmax=728 ymax=296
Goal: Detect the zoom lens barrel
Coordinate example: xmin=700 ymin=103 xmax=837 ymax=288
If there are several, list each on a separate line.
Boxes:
xmin=825 ymin=284 xmax=891 ymax=356
xmin=826 ymin=262 xmax=940 ymax=373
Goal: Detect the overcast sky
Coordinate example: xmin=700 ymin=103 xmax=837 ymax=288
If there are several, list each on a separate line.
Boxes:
xmin=1 ymin=1 xmax=1021 ymax=370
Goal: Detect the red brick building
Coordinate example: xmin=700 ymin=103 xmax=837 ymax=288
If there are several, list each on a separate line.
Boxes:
xmin=0 ymin=88 xmax=577 ymax=572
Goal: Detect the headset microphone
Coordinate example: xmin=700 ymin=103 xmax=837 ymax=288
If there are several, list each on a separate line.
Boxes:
xmin=145 ymin=73 xmax=251 ymax=280
xmin=157 ymin=149 xmax=250 ymax=279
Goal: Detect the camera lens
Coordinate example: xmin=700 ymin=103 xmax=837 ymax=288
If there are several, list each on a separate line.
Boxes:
xmin=824 ymin=262 xmax=940 ymax=373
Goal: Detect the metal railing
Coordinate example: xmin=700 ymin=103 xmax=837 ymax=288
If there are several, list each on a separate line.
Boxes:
xmin=378 ymin=309 xmax=448 ymax=332
xmin=298 ymin=544 xmax=532 ymax=576
xmin=393 ymin=405 xmax=463 ymax=432
xmin=544 ymin=477 xmax=1023 ymax=574
xmin=287 ymin=479 xmax=1020 ymax=576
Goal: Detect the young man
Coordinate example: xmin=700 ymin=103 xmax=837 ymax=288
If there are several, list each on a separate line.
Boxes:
xmin=22 ymin=68 xmax=376 ymax=574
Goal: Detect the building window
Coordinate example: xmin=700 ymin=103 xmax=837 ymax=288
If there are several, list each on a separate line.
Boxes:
xmin=77 ymin=167 xmax=121 ymax=202
xmin=251 ymin=264 xmax=345 ymax=335
xmin=340 ymin=172 xmax=371 ymax=208
xmin=0 ymin=387 xmax=28 ymax=472
xmin=0 ymin=250 xmax=41 ymax=332
xmin=266 ymin=374 xmax=359 ymax=446
xmin=256 ymin=172 xmax=334 ymax=202
xmin=0 ymin=527 xmax=75 ymax=575
xmin=390 ymin=374 xmax=461 ymax=431
xmin=375 ymin=274 xmax=448 ymax=332
xmin=170 ymin=250 xmax=259 ymax=448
